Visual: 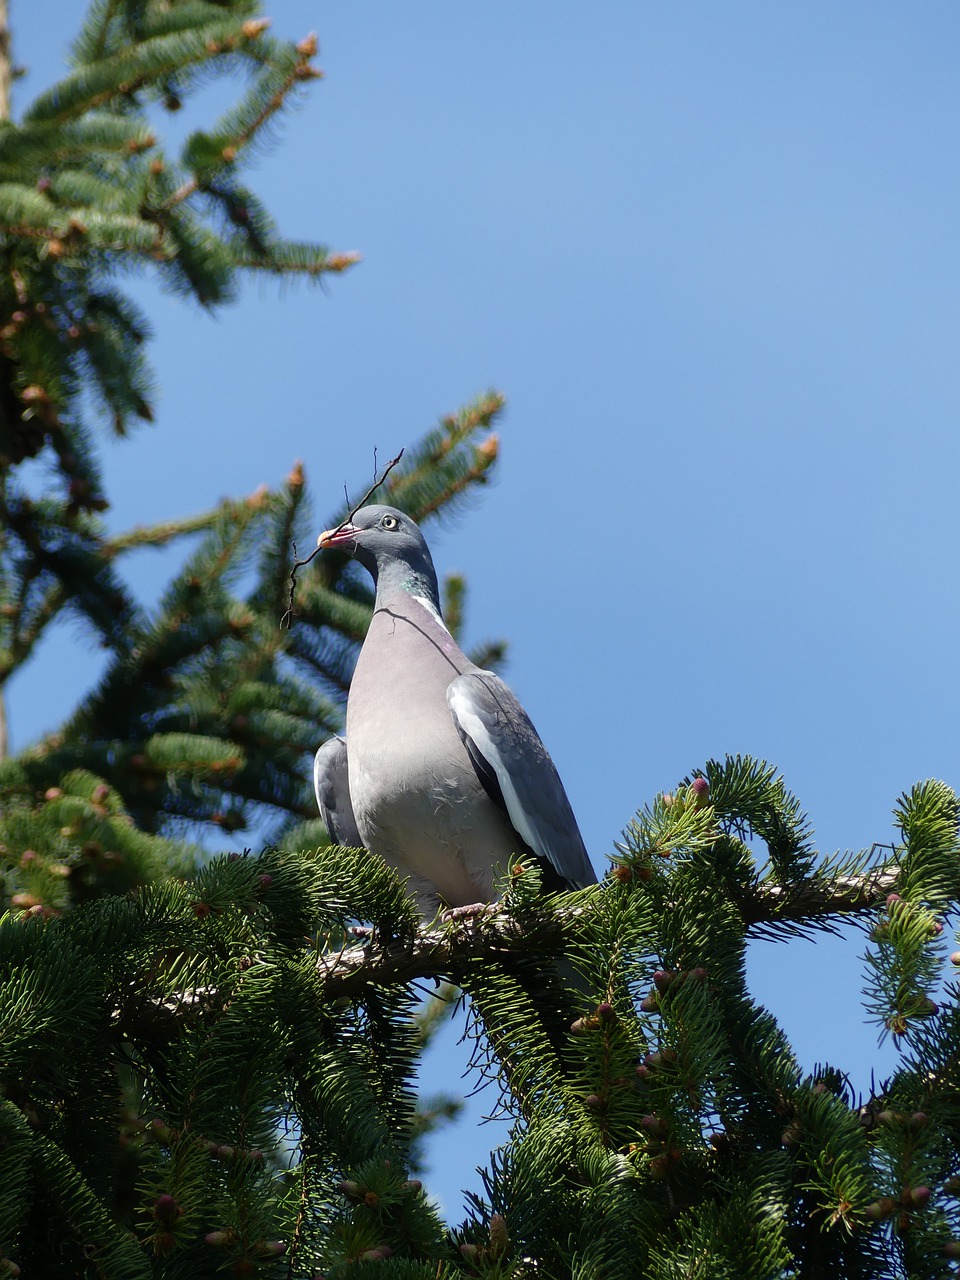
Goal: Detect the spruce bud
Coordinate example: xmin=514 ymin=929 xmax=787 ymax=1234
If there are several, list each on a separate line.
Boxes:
xmin=153 ymin=1194 xmax=179 ymax=1223
xmin=640 ymin=1114 xmax=669 ymax=1140
xmin=488 ymin=1213 xmax=509 ymax=1255
xmin=690 ymin=777 xmax=710 ymax=807
xmin=204 ymin=1231 xmax=235 ymax=1247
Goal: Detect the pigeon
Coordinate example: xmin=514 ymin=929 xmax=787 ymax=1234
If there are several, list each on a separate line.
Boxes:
xmin=313 ymin=504 xmax=595 ymax=914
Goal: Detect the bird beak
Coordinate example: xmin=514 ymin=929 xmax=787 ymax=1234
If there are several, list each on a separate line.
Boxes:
xmin=317 ymin=522 xmax=359 ymax=549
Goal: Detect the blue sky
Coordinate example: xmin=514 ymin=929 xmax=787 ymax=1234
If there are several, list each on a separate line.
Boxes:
xmin=10 ymin=3 xmax=960 ymax=1214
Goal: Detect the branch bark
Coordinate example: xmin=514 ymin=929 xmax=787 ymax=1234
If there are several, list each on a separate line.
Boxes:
xmin=116 ymin=864 xmax=903 ymax=1045
xmin=0 ymin=0 xmax=10 ymax=124
xmin=738 ymin=863 xmax=899 ymax=928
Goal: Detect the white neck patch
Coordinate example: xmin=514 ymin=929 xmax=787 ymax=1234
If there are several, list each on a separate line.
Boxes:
xmin=412 ymin=594 xmax=451 ymax=635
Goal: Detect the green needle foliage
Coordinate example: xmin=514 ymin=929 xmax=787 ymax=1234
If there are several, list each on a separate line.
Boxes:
xmin=2 ymin=6 xmax=960 ymax=1280
xmin=2 ymin=761 xmax=960 ymax=1277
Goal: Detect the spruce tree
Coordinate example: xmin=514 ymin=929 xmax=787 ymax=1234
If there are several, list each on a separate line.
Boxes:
xmin=1 ymin=6 xmax=960 ymax=1280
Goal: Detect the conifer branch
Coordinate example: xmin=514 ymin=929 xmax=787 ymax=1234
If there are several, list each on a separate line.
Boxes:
xmin=738 ymin=862 xmax=901 ymax=928
xmin=0 ymin=0 xmax=11 ymax=123
xmin=315 ymin=908 xmax=572 ymax=1001
xmin=163 ymin=34 xmax=321 ymax=211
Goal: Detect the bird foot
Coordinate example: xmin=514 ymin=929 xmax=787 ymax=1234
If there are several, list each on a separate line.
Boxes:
xmin=441 ymin=902 xmax=499 ymax=925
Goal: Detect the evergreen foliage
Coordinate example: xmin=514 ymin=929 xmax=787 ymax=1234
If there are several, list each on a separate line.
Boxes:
xmin=1 ymin=6 xmax=959 ymax=1280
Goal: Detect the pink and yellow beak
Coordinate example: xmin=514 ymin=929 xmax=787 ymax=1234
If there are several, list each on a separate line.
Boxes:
xmin=317 ymin=522 xmax=358 ymax=550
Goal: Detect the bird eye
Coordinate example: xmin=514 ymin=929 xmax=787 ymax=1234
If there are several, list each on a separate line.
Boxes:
xmin=380 ymin=515 xmax=399 ymax=530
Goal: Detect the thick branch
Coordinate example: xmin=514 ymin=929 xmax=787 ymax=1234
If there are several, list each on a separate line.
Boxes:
xmin=316 ymin=907 xmax=569 ymax=1001
xmin=0 ymin=0 xmax=10 ymax=124
xmin=115 ymin=866 xmax=905 ymax=1045
xmin=740 ymin=864 xmax=900 ymax=929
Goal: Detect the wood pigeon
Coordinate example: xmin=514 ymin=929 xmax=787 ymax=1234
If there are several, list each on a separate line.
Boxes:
xmin=314 ymin=504 xmax=596 ymax=914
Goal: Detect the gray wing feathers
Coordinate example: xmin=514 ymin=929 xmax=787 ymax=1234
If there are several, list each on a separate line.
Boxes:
xmin=313 ymin=735 xmax=364 ymax=848
xmin=446 ymin=671 xmax=595 ymax=889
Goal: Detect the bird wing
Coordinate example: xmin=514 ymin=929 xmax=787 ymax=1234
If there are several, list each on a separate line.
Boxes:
xmin=313 ymin=735 xmax=365 ymax=848
xmin=446 ymin=671 xmax=595 ymax=890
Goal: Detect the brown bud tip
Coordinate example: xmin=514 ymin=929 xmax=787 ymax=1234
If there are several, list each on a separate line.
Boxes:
xmin=639 ymin=994 xmax=659 ymax=1013
xmin=241 ymin=18 xmax=271 ymax=38
xmin=150 ymin=159 xmax=165 ymax=175
xmin=324 ymin=251 xmax=363 ymax=272
xmin=909 ymin=1111 xmax=928 ymax=1130
xmin=21 ymin=385 xmax=48 ymax=404
xmin=459 ymin=1244 xmax=480 ymax=1260
xmin=943 ymin=1241 xmax=960 ymax=1259
xmin=569 ymin=1016 xmax=598 ymax=1035
xmin=36 ymin=176 xmax=51 ymax=192
xmin=359 ymin=1246 xmax=393 ymax=1261
xmin=19 ymin=850 xmax=37 ymax=865
xmin=287 ymin=460 xmax=304 ymax=488
xmin=193 ymin=902 xmax=212 ymax=918
xmin=951 ymin=951 xmax=960 ymax=966
xmin=596 ymin=1001 xmax=616 ymax=1022
xmin=337 ymin=1180 xmax=361 ymax=1202
xmin=44 ymin=239 xmax=64 ymax=258
xmin=91 ymin=783 xmax=110 ymax=803
xmin=780 ymin=1122 xmax=802 ymax=1147
xmin=258 ymin=874 xmax=273 ymax=890
xmin=43 ymin=787 xmax=63 ymax=801
xmin=363 ymin=1190 xmax=379 ymax=1208
xmin=690 ymin=776 xmax=710 ymax=806
xmin=204 ymin=1230 xmax=234 ymax=1247
xmin=256 ymin=1241 xmax=286 ymax=1257
xmin=635 ymin=1063 xmax=652 ymax=1080
xmin=11 ymin=893 xmax=40 ymax=909
xmin=910 ymin=1185 xmax=932 ymax=1208
xmin=583 ymin=1093 xmax=604 ymax=1111
xmin=613 ymin=864 xmax=633 ymax=883
xmin=297 ymin=33 xmax=319 ymax=56
xmin=653 ymin=970 xmax=674 ymax=994
xmin=221 ymin=145 xmax=237 ymax=163
xmin=863 ymin=1199 xmax=889 ymax=1221
xmin=477 ymin=433 xmax=500 ymax=461
xmin=886 ymin=893 xmax=902 ymax=909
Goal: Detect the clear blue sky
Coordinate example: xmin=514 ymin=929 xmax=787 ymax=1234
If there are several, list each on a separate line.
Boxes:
xmin=10 ymin=2 xmax=960 ymax=1215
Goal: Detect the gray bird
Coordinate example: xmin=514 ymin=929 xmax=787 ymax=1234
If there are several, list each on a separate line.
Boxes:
xmin=313 ymin=504 xmax=595 ymax=915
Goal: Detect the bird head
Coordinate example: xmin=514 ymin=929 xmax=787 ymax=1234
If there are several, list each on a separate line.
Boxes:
xmin=318 ymin=505 xmax=440 ymax=603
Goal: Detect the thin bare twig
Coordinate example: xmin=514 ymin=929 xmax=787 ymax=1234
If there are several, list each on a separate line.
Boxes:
xmin=279 ymin=448 xmax=404 ymax=629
